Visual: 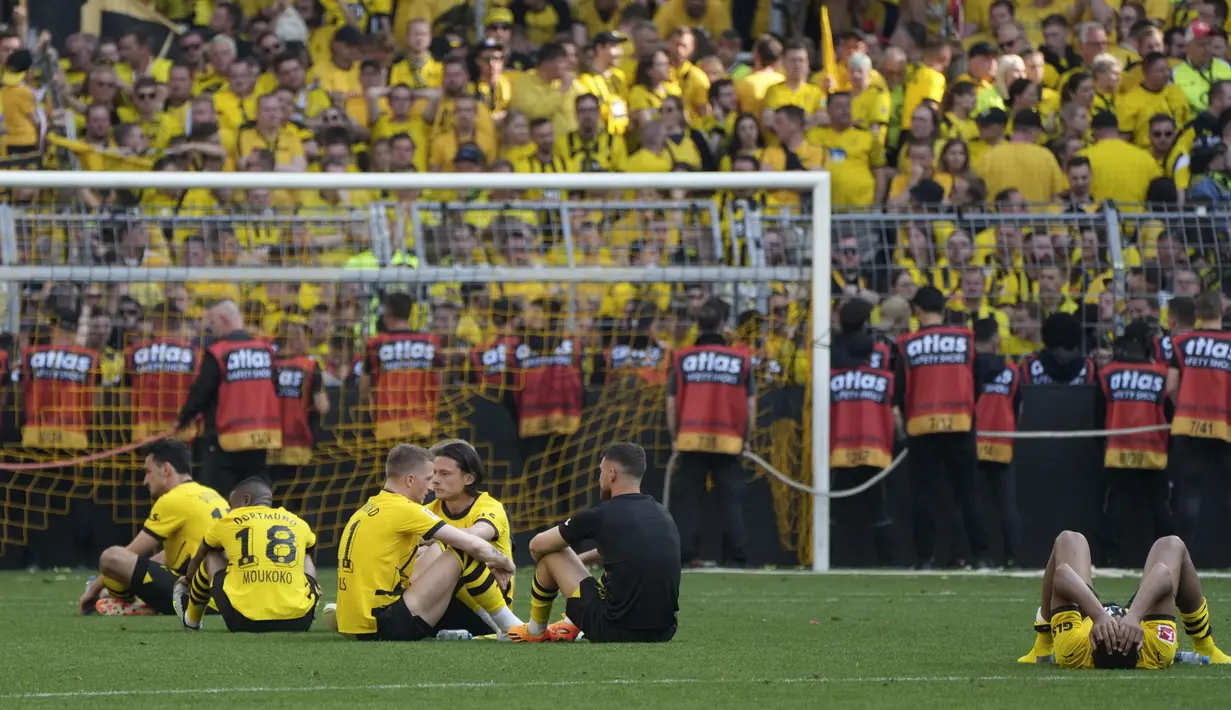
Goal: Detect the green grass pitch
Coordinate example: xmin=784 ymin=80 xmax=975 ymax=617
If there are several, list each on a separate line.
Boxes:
xmin=4 ymin=569 xmax=1231 ymax=709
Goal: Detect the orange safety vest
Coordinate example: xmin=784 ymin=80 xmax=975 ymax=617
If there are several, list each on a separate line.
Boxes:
xmin=269 ymin=355 xmax=318 ymax=466
xmin=209 ymin=338 xmax=282 ymax=451
xmin=21 ymin=345 xmax=98 ymax=450
xmin=512 ymin=338 xmax=584 ymax=437
xmin=363 ymin=331 xmax=441 ymax=441
xmin=672 ymin=343 xmax=752 ymax=454
xmin=975 ymin=362 xmax=1018 ymax=463
xmin=898 ymin=326 xmax=976 ymax=436
xmin=1101 ymin=361 xmax=1169 ymax=470
xmin=126 ymin=337 xmax=200 ymax=441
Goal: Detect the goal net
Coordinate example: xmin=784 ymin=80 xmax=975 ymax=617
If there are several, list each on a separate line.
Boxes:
xmin=0 ymin=171 xmax=830 ymax=569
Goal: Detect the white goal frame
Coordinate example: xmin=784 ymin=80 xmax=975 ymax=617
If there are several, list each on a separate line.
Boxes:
xmin=0 ymin=170 xmax=834 ymax=571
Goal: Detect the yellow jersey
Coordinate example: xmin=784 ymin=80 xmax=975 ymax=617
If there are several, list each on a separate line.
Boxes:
xmin=335 ymin=489 xmax=446 ymax=635
xmin=426 ymin=492 xmax=514 ymax=601
xmin=142 ymin=481 xmax=228 ymax=574
xmin=202 ymin=505 xmax=318 ymax=621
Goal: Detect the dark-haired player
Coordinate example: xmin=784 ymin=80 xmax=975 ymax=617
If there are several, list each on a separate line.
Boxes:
xmin=416 ymin=438 xmax=522 ymax=637
xmin=80 ymin=440 xmax=228 ymax=616
xmin=173 ymin=477 xmax=318 ymax=632
xmin=509 ymin=442 xmax=681 ymax=643
xmin=1021 ymin=530 xmax=1230 ymax=668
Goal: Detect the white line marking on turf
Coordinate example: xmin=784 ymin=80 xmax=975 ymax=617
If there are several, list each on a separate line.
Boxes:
xmin=9 ymin=674 xmax=1231 ymax=699
xmin=685 ymin=568 xmax=1231 ymax=580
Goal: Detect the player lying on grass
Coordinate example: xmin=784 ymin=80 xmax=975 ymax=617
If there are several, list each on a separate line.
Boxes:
xmin=404 ymin=438 xmax=521 ymax=638
xmin=327 ymin=444 xmax=518 ymax=641
xmin=173 ymin=477 xmax=319 ymax=632
xmin=508 ymin=442 xmax=680 ymax=643
xmin=79 ymin=440 xmax=227 ymax=616
xmin=1019 ymin=530 xmax=1230 ymax=668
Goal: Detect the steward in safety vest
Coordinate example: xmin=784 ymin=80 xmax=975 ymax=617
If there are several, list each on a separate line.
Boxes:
xmin=512 ymin=297 xmax=584 ymax=438
xmin=268 ymin=321 xmax=330 ymax=471
xmin=177 ymin=299 xmax=281 ymax=493
xmin=666 ymin=297 xmax=753 ymax=566
xmin=360 ymin=291 xmax=443 ymax=441
xmin=22 ymin=310 xmax=100 ymax=450
xmin=1020 ymin=313 xmax=1096 ymax=385
xmin=895 ymin=286 xmax=990 ymax=569
xmin=125 ymin=304 xmax=198 ymax=442
xmin=1098 ymin=319 xmax=1175 ymax=556
xmin=1166 ymin=291 xmax=1231 ymax=545
xmin=829 ymin=299 xmax=897 ymax=471
xmin=469 ymin=297 xmax=521 ymax=389
xmin=1100 ymin=320 xmax=1170 ymax=471
xmin=827 ymin=298 xmax=898 ymax=568
xmin=973 ymin=318 xmax=1021 ymax=465
xmin=593 ymin=300 xmax=670 ymax=386
xmin=1155 ymin=295 xmax=1195 ymax=364
xmin=971 ymin=317 xmax=1023 ymax=566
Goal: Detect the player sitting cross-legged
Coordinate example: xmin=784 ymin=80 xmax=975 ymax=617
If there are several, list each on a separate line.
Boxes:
xmin=327 ymin=444 xmax=517 ymax=641
xmin=173 ymin=477 xmax=319 ymax=632
xmin=1023 ymin=530 xmax=1231 ymax=669
xmin=508 ymin=442 xmax=681 ymax=643
xmin=79 ymin=440 xmax=228 ymax=616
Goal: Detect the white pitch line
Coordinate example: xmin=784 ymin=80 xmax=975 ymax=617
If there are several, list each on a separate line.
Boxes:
xmin=8 ymin=674 xmax=1231 ymax=700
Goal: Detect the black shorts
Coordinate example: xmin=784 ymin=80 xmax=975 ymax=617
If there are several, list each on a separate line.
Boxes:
xmin=360 ymin=598 xmax=436 ymax=641
xmin=565 ymin=577 xmax=676 ymax=644
xmin=129 ymin=555 xmax=178 ymax=615
xmin=211 ymin=571 xmax=316 ymax=633
xmin=435 ymin=595 xmax=498 ymax=637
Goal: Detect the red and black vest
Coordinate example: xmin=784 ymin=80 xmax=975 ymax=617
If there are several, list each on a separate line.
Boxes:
xmin=209 ymin=338 xmax=281 ymax=451
xmin=1170 ymin=330 xmax=1231 ymax=441
xmin=868 ymin=337 xmax=894 ymax=371
xmin=21 ymin=345 xmax=98 ymax=450
xmin=672 ymin=343 xmax=751 ymax=454
xmin=363 ymin=331 xmax=441 ymax=441
xmin=1153 ymin=333 xmax=1174 ymax=364
xmin=1019 ymin=353 xmax=1097 ymax=385
xmin=513 ymin=338 xmax=584 ymax=437
xmin=897 ymin=326 xmax=976 ymax=436
xmin=605 ymin=341 xmax=670 ymax=385
xmin=829 ymin=367 xmax=894 ymax=469
xmin=471 ymin=335 xmax=521 ymax=388
xmin=975 ymin=362 xmax=1019 ymax=463
xmin=126 ymin=337 xmax=199 ymax=441
xmin=1101 ymin=361 xmax=1169 ymax=470
xmin=269 ymin=355 xmax=318 ymax=466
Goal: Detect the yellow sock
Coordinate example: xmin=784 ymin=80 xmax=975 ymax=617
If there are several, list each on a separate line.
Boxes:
xmin=101 ymin=575 xmax=135 ymax=603
xmin=530 ymin=574 xmax=557 ymax=629
xmin=1017 ymin=609 xmax=1054 ymax=663
xmin=186 ymin=564 xmax=210 ymax=626
xmin=1182 ymin=597 xmax=1216 ymax=654
xmin=454 ymin=551 xmax=506 ymax=615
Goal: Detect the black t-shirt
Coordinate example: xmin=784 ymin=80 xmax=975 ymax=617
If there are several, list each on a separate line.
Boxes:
xmin=559 ymin=493 xmax=681 ymax=631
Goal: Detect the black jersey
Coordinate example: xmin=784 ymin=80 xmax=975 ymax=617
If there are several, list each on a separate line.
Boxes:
xmin=559 ymin=493 xmax=681 ymax=631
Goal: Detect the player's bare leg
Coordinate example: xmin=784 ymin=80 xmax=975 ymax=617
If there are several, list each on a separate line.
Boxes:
xmin=175 ymin=551 xmax=226 ymax=631
xmin=509 ymin=548 xmax=591 ymax=643
xmin=1019 ymin=531 xmax=1093 ymax=663
xmin=401 ymin=547 xmax=464 ymax=627
xmin=412 ymin=542 xmax=519 ymax=638
xmin=1138 ymin=536 xmax=1231 ymax=663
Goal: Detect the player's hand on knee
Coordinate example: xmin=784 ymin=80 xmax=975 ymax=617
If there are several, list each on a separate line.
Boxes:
xmin=494 ymin=568 xmax=513 ymax=591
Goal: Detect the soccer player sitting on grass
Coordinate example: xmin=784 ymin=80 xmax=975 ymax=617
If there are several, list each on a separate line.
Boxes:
xmin=327 ymin=444 xmax=518 ymax=641
xmin=79 ymin=440 xmax=227 ymax=616
xmin=173 ymin=477 xmax=319 ymax=632
xmin=411 ymin=438 xmax=521 ymax=638
xmin=1021 ymin=530 xmax=1231 ymax=668
xmin=508 ymin=442 xmax=681 ymax=643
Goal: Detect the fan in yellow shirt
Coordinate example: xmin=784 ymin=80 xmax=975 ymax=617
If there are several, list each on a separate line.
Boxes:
xmin=389 ymin=20 xmax=443 ymax=90
xmin=808 ymin=92 xmax=886 ymax=207
xmin=1003 ymin=302 xmax=1044 ymax=359
xmin=974 ymin=110 xmax=1067 ymax=203
xmin=760 ymin=106 xmax=827 ymax=207
xmin=1 ymin=50 xmax=39 ymax=155
xmin=232 ymin=95 xmax=307 ymax=171
xmin=1077 ymin=111 xmax=1162 ymax=203
xmin=762 ymin=40 xmax=825 ymax=137
xmin=901 ymin=43 xmax=951 ymax=131
xmin=734 ymin=36 xmax=785 ymax=118
xmin=1117 ymin=52 xmax=1191 ymax=149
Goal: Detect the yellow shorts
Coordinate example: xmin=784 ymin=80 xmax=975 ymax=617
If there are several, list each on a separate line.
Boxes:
xmin=1051 ymin=608 xmax=1178 ymax=670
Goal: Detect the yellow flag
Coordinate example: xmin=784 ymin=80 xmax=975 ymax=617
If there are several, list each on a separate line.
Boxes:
xmin=820 ymin=7 xmax=837 ymax=91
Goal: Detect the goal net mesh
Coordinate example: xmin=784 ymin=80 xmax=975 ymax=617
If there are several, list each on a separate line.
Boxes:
xmin=0 ymin=196 xmax=817 ymax=564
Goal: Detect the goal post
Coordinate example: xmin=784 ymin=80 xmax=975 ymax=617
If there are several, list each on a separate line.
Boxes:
xmin=0 ymin=170 xmax=833 ymax=571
